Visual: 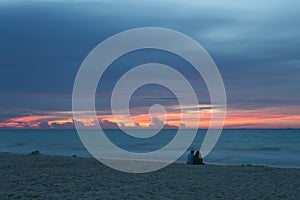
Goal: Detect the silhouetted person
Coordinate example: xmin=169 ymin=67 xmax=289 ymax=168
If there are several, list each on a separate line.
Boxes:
xmin=186 ymin=150 xmax=194 ymax=164
xmin=193 ymin=151 xmax=204 ymax=165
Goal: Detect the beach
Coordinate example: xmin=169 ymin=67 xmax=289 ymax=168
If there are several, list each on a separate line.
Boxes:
xmin=0 ymin=152 xmax=299 ymax=199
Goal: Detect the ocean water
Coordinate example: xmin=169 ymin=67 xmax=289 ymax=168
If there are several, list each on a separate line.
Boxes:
xmin=0 ymin=129 xmax=299 ymax=168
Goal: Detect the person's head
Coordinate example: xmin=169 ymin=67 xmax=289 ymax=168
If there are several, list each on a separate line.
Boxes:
xmin=190 ymin=150 xmax=194 ymax=154
xmin=195 ymin=151 xmax=200 ymax=157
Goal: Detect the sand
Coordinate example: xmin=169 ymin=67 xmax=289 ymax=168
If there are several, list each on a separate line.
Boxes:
xmin=0 ymin=152 xmax=299 ymax=199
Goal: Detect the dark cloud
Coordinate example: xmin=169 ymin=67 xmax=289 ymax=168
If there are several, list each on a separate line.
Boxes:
xmin=48 ymin=122 xmax=75 ymax=129
xmin=32 ymin=118 xmax=180 ymax=130
xmin=148 ymin=117 xmax=164 ymax=129
xmin=37 ymin=120 xmax=51 ymax=129
xmin=148 ymin=117 xmax=180 ymax=129
xmin=35 ymin=119 xmax=119 ymax=129
xmin=99 ymin=120 xmax=119 ymax=129
xmin=0 ymin=0 xmax=299 ymax=123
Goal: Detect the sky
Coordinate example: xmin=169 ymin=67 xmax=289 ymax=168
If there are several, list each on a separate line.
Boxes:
xmin=0 ymin=0 xmax=299 ymax=129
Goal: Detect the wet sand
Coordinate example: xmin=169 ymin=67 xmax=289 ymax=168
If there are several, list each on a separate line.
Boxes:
xmin=0 ymin=152 xmax=299 ymax=199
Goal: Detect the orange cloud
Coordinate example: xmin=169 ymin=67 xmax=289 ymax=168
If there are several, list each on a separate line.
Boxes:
xmin=224 ymin=106 xmax=300 ymax=128
xmin=0 ymin=105 xmax=299 ymax=129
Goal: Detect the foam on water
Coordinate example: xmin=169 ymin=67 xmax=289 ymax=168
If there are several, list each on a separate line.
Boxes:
xmin=0 ymin=129 xmax=299 ymax=168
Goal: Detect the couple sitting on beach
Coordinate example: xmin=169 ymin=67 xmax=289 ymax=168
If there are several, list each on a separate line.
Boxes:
xmin=186 ymin=150 xmax=204 ymax=165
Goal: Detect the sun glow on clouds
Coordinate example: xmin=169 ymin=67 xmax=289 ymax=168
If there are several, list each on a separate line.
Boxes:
xmin=0 ymin=115 xmax=57 ymax=128
xmin=225 ymin=106 xmax=300 ymax=129
xmin=0 ymin=104 xmax=299 ymax=129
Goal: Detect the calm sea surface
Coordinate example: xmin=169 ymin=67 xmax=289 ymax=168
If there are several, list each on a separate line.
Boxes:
xmin=0 ymin=129 xmax=299 ymax=168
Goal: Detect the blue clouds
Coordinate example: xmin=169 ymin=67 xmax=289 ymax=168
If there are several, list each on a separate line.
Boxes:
xmin=0 ymin=0 xmax=299 ymax=120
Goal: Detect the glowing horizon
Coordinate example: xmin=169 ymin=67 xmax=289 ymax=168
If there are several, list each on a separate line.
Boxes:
xmin=1 ymin=105 xmax=299 ymax=129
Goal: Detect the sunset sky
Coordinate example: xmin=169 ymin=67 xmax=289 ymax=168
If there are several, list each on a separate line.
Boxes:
xmin=0 ymin=0 xmax=299 ymax=129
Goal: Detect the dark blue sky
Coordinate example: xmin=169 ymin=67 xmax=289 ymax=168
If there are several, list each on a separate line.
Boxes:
xmin=0 ymin=0 xmax=299 ymax=128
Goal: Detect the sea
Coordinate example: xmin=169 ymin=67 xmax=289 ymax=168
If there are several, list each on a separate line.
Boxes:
xmin=0 ymin=129 xmax=299 ymax=168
